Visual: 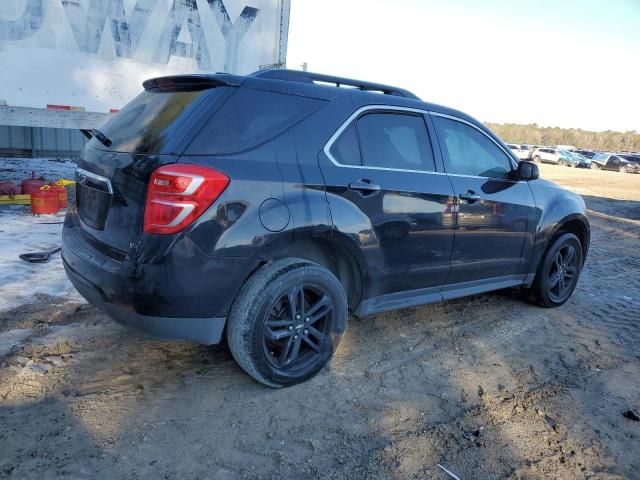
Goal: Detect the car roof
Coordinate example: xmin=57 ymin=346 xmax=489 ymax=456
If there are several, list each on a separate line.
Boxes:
xmin=144 ymin=69 xmax=484 ymax=128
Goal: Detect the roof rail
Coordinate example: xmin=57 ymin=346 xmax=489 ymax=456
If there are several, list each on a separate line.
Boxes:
xmin=252 ymin=69 xmax=420 ymax=100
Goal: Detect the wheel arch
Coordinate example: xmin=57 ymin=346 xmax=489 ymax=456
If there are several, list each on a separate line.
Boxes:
xmin=545 ymin=213 xmax=590 ymax=265
xmin=263 ymin=238 xmax=364 ymax=312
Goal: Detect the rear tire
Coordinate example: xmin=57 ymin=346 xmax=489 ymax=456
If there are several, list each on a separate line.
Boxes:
xmin=591 ymin=162 xmax=599 ymax=170
xmin=526 ymin=233 xmax=583 ymax=308
xmin=226 ymin=258 xmax=348 ymax=388
xmin=619 ymin=166 xmax=628 ymax=173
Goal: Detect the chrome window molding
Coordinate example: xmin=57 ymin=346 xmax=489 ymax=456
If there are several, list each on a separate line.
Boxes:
xmin=429 ymin=111 xmax=519 ymax=170
xmin=323 ymin=105 xmax=438 ymax=175
xmin=323 ymin=105 xmax=520 ymax=178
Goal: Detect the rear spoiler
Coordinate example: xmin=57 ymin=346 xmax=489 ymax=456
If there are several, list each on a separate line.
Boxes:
xmin=143 ymin=74 xmax=244 ymax=92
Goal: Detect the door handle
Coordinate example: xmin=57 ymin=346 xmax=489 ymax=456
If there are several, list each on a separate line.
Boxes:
xmin=459 ymin=191 xmax=481 ymax=203
xmin=348 ymin=180 xmax=381 ymax=194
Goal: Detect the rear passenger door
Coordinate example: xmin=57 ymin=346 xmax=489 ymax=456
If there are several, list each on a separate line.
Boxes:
xmin=430 ymin=113 xmax=536 ymax=284
xmin=318 ymin=106 xmax=455 ymax=298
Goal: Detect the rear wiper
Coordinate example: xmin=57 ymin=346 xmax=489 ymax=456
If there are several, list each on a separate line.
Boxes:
xmin=89 ymin=129 xmax=113 ymax=147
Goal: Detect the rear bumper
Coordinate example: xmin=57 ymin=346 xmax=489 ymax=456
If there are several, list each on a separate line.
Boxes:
xmin=62 ymin=211 xmax=259 ymax=345
xmin=64 ymin=258 xmax=226 ymax=344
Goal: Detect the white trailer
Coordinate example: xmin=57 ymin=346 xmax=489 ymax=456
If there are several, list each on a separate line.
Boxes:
xmin=0 ymin=0 xmax=290 ymax=131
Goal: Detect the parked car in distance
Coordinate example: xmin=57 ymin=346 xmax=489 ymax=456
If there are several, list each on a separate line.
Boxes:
xmin=574 ymin=149 xmax=597 ymax=159
xmin=532 ymin=147 xmax=566 ymax=165
xmin=522 ymin=145 xmax=536 ymax=159
xmin=62 ymin=69 xmax=591 ymax=387
xmin=619 ymin=154 xmax=640 ymax=166
xmin=591 ymin=153 xmax=640 ymax=173
xmin=506 ymin=143 xmax=530 ymax=161
xmin=557 ymin=145 xmax=577 ymax=151
xmin=559 ymin=150 xmax=591 ymax=168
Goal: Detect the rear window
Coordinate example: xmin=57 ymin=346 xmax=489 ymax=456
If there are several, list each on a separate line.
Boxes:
xmin=186 ymin=88 xmax=325 ymax=154
xmin=97 ymin=89 xmax=221 ymax=154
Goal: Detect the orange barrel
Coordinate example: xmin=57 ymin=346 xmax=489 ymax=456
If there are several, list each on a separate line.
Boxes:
xmin=31 ymin=187 xmax=60 ymax=214
xmin=21 ymin=172 xmax=46 ymax=195
xmin=50 ymin=184 xmax=68 ymax=209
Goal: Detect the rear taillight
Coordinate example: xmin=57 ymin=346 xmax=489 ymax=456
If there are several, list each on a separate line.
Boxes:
xmin=144 ymin=164 xmax=229 ymax=235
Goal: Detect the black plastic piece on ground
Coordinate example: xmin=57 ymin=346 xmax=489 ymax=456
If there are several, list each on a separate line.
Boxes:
xmin=19 ymin=247 xmax=62 ymax=263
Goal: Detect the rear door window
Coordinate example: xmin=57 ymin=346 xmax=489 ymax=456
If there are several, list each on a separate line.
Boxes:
xmin=356 ymin=113 xmax=436 ymax=172
xmin=432 ymin=116 xmax=513 ymax=179
xmin=186 ymin=88 xmax=325 ymax=154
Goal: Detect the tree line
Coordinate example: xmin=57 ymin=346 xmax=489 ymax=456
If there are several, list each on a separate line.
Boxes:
xmin=485 ymin=122 xmax=640 ymax=152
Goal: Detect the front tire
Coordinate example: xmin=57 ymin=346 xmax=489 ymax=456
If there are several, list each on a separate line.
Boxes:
xmin=533 ymin=155 xmax=541 ymax=163
xmin=527 ymin=233 xmax=583 ymax=308
xmin=226 ymin=258 xmax=347 ymax=387
xmin=619 ymin=166 xmax=628 ymax=173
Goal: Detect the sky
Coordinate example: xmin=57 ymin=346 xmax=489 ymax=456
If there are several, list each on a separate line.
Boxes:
xmin=287 ymin=0 xmax=640 ymax=132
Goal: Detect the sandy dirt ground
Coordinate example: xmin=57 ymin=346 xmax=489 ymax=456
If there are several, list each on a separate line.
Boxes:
xmin=1 ymin=163 xmax=639 ymax=479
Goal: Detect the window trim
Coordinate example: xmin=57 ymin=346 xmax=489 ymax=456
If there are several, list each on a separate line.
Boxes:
xmin=324 ymin=105 xmax=518 ymax=176
xmin=324 ymin=105 xmax=439 ymax=174
xmin=429 ymin=112 xmax=519 ymax=174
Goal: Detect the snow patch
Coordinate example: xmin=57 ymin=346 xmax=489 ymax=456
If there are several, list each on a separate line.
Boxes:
xmin=0 ymin=328 xmax=33 ymax=357
xmin=0 ymin=158 xmax=83 ymax=313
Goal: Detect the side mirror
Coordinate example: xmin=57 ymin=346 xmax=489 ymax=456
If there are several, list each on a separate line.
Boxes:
xmin=517 ymin=161 xmax=539 ymax=181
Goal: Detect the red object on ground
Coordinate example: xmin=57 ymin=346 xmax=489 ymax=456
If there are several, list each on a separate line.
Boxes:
xmin=50 ymin=184 xmax=68 ymax=208
xmin=31 ymin=187 xmax=60 ymax=214
xmin=47 ymin=104 xmax=72 ymax=110
xmin=0 ymin=181 xmax=20 ymax=196
xmin=47 ymin=104 xmax=85 ymax=111
xmin=21 ymin=172 xmax=46 ymax=195
xmin=47 ymin=104 xmax=71 ymax=110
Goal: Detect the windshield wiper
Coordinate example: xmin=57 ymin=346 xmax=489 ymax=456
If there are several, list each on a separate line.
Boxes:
xmin=89 ymin=129 xmax=113 ymax=147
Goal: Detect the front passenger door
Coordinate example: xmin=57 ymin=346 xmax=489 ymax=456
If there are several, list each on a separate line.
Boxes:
xmin=318 ymin=108 xmax=456 ymax=298
xmin=431 ymin=114 xmax=537 ymax=284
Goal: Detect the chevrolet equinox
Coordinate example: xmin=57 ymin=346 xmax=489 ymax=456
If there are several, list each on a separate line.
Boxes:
xmin=63 ymin=70 xmax=590 ymax=387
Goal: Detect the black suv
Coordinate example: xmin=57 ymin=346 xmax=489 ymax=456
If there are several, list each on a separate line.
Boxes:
xmin=63 ymin=70 xmax=590 ymax=387
xmin=591 ymin=153 xmax=640 ymax=173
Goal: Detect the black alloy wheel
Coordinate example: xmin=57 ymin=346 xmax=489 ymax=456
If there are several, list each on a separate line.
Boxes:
xmin=262 ymin=283 xmax=334 ymax=372
xmin=526 ymin=233 xmax=583 ymax=307
xmin=227 ymin=258 xmax=347 ymax=387
xmin=547 ymin=242 xmax=580 ymax=303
